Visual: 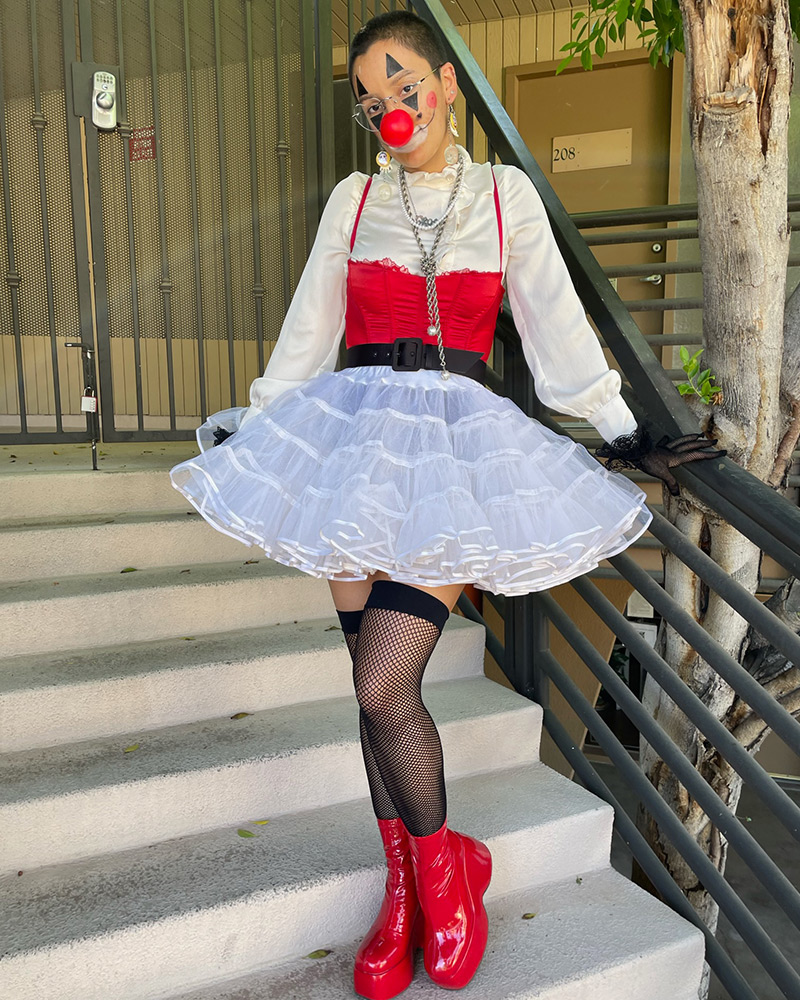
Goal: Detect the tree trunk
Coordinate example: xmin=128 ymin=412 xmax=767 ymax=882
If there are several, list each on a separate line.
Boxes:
xmin=634 ymin=0 xmax=793 ymax=995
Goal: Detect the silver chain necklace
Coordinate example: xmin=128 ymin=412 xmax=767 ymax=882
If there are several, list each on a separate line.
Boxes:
xmin=397 ymin=153 xmax=466 ymax=379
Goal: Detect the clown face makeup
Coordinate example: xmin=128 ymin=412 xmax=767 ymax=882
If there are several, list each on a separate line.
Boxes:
xmin=351 ymin=40 xmax=457 ymax=173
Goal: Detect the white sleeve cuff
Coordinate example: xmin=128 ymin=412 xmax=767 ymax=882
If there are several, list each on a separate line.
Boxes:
xmin=589 ymin=395 xmax=638 ymax=444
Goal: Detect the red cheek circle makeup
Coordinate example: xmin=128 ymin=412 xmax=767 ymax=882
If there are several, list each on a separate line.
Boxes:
xmin=426 ymin=91 xmax=438 ymax=109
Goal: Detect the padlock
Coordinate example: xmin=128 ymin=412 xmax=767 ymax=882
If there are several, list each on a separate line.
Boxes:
xmin=81 ymin=387 xmax=98 ymax=413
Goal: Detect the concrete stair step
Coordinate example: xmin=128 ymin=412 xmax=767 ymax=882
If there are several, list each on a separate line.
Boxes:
xmin=0 ymin=763 xmax=624 ymax=1000
xmin=0 ymin=615 xmax=485 ymax=752
xmin=0 ymin=560 xmax=333 ymax=657
xmin=1 ymin=467 xmax=189 ymax=519
xmin=1 ymin=675 xmax=541 ymax=873
xmin=0 ymin=511 xmax=248 ymax=583
xmin=172 ymin=869 xmax=704 ymax=1000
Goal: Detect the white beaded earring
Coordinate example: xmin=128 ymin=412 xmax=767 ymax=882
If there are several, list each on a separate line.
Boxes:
xmin=376 ymin=148 xmax=393 ymax=201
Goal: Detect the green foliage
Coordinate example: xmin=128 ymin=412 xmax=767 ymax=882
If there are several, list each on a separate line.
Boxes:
xmin=557 ymin=0 xmax=799 ymax=74
xmin=676 ymin=347 xmax=723 ymax=405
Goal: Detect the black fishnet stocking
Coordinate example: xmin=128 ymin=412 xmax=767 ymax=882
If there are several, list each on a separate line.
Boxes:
xmin=337 ymin=609 xmax=398 ymax=820
xmin=352 ymin=582 xmax=450 ymax=837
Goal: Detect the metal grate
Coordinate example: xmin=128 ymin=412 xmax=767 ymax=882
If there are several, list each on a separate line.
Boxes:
xmin=0 ymin=0 xmax=82 ymax=428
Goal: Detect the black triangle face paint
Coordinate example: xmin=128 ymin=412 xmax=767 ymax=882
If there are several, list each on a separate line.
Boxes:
xmin=386 ymin=53 xmax=405 ymax=77
xmin=356 ymin=76 xmax=368 ymax=98
xmin=402 ymin=91 xmax=419 ymax=112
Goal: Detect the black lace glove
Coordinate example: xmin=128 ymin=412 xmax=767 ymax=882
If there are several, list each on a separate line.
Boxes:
xmin=596 ymin=425 xmax=726 ymax=497
xmin=212 ymin=426 xmax=235 ymax=447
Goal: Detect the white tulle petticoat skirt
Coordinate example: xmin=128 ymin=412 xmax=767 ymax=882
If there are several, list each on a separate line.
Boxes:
xmin=169 ymin=365 xmax=652 ymax=596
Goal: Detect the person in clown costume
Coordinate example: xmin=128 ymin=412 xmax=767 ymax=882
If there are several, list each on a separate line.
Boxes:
xmin=170 ymin=10 xmax=722 ymax=998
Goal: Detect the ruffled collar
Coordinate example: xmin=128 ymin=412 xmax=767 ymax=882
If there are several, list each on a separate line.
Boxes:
xmin=388 ymin=146 xmax=472 ymax=189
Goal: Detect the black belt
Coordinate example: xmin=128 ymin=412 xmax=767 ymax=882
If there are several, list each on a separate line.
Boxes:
xmin=345 ymin=339 xmax=486 ymax=385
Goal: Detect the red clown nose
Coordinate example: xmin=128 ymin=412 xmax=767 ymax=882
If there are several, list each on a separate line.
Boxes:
xmin=380 ymin=109 xmax=414 ymax=147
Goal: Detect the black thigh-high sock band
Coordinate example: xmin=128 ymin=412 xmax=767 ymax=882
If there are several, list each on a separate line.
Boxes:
xmin=364 ymin=579 xmax=450 ymax=632
xmin=336 ymin=608 xmax=364 ymax=634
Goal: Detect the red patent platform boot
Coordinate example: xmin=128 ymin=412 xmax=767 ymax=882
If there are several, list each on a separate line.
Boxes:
xmin=407 ymin=819 xmax=492 ymax=990
xmin=354 ymin=818 xmax=424 ymax=1000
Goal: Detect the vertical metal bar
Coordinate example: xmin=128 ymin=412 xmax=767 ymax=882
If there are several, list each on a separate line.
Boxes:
xmin=528 ymin=594 xmax=550 ymax=709
xmin=317 ymin=0 xmax=335 ymax=201
xmin=244 ymin=0 xmax=265 ymax=375
xmin=486 ymin=138 xmax=494 ymax=165
xmin=148 ymin=0 xmax=177 ymax=428
xmin=0 ymin=13 xmax=27 ymax=432
xmin=360 ymin=0 xmax=369 ymax=172
xmin=182 ymin=0 xmax=207 ymax=421
xmin=74 ymin=0 xmax=114 ymax=439
xmin=115 ymin=0 xmax=145 ymax=431
xmin=465 ymin=106 xmax=473 ymax=160
xmin=300 ymin=0 xmax=319 ymax=248
xmin=272 ymin=0 xmax=292 ymax=314
xmin=348 ymin=0 xmax=357 ymax=173
xmin=503 ymin=592 xmax=519 ymax=691
xmin=30 ymin=0 xmax=63 ymax=432
xmin=212 ymin=0 xmax=236 ymax=405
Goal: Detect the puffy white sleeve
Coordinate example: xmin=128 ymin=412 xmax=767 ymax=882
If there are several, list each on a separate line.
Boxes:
xmin=497 ymin=165 xmax=637 ymax=444
xmin=239 ymin=172 xmax=368 ymax=430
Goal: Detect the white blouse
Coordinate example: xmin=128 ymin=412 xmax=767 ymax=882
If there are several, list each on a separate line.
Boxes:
xmin=240 ymin=147 xmax=637 ymax=444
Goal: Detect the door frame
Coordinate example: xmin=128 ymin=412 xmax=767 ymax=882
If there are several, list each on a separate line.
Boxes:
xmin=504 ymin=48 xmax=686 ymax=373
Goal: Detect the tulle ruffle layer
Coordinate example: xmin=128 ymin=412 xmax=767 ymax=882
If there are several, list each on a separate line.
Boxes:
xmin=170 ymin=366 xmax=652 ymax=596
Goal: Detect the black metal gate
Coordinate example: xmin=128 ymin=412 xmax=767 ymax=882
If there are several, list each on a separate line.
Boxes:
xmin=1 ymin=0 xmax=320 ymax=443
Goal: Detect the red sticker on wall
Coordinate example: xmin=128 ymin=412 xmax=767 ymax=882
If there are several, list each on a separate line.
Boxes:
xmin=129 ymin=127 xmax=155 ymax=162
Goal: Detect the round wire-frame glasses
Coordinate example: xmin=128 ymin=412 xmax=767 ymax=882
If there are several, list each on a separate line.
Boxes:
xmin=352 ymin=64 xmax=443 ymax=131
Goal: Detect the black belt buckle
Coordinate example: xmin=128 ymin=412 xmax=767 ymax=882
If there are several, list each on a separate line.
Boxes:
xmin=390 ymin=337 xmax=424 ymax=371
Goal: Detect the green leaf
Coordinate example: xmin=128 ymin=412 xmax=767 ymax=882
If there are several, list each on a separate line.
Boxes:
xmin=698 ymin=368 xmax=711 ymax=384
xmin=237 ymin=828 xmax=258 ymax=838
xmin=305 ymin=949 xmax=332 ymax=959
xmin=640 ymin=7 xmax=653 ymax=20
xmin=250 ymin=819 xmax=270 ymax=825
xmin=686 ymin=360 xmax=700 ymax=378
xmin=616 ymin=0 xmax=631 ymax=24
xmin=230 ymin=711 xmax=252 ymax=720
xmin=677 ymin=383 xmax=695 ymax=396
xmin=123 ymin=743 xmax=140 ymax=752
xmin=690 ymin=348 xmax=704 ymax=362
xmin=595 ymin=35 xmax=607 ymax=57
xmin=679 ymin=346 xmax=689 ymax=364
xmin=556 ymin=53 xmax=576 ymax=75
xmin=120 ymin=567 xmax=138 ymax=573
xmin=521 ymin=912 xmax=537 ymax=919
xmin=580 ymin=46 xmax=593 ymax=71
xmin=609 ymin=23 xmax=618 ymax=41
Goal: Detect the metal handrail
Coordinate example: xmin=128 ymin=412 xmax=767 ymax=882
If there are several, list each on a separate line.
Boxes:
xmin=408 ymin=1 xmax=800 ymax=996
xmin=571 ymin=197 xmax=800 ymax=229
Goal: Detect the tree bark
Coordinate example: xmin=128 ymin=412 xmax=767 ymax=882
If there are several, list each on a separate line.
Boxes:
xmin=634 ymin=0 xmax=793 ymax=995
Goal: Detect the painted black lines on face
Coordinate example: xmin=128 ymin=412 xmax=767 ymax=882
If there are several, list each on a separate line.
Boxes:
xmin=356 ymin=76 xmax=368 ymax=98
xmin=385 ymin=52 xmax=405 ymax=78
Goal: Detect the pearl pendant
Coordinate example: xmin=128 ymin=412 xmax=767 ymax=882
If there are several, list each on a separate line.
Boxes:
xmin=377 ymin=183 xmax=392 ymax=202
xmin=427 ymin=325 xmax=437 ymax=337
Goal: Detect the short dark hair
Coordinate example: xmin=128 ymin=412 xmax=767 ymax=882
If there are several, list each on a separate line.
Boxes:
xmin=348 ymin=11 xmax=447 ymax=93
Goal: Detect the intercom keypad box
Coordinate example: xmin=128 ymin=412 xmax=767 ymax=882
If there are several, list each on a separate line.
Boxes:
xmin=92 ymin=71 xmax=117 ymax=130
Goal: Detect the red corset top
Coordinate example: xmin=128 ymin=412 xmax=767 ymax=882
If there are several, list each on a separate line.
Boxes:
xmin=345 ymin=172 xmax=505 ymax=363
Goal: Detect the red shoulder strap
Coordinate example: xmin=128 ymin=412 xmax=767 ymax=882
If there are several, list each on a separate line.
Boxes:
xmin=491 ymin=166 xmax=503 ymax=267
xmin=350 ymin=176 xmax=373 ymax=252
